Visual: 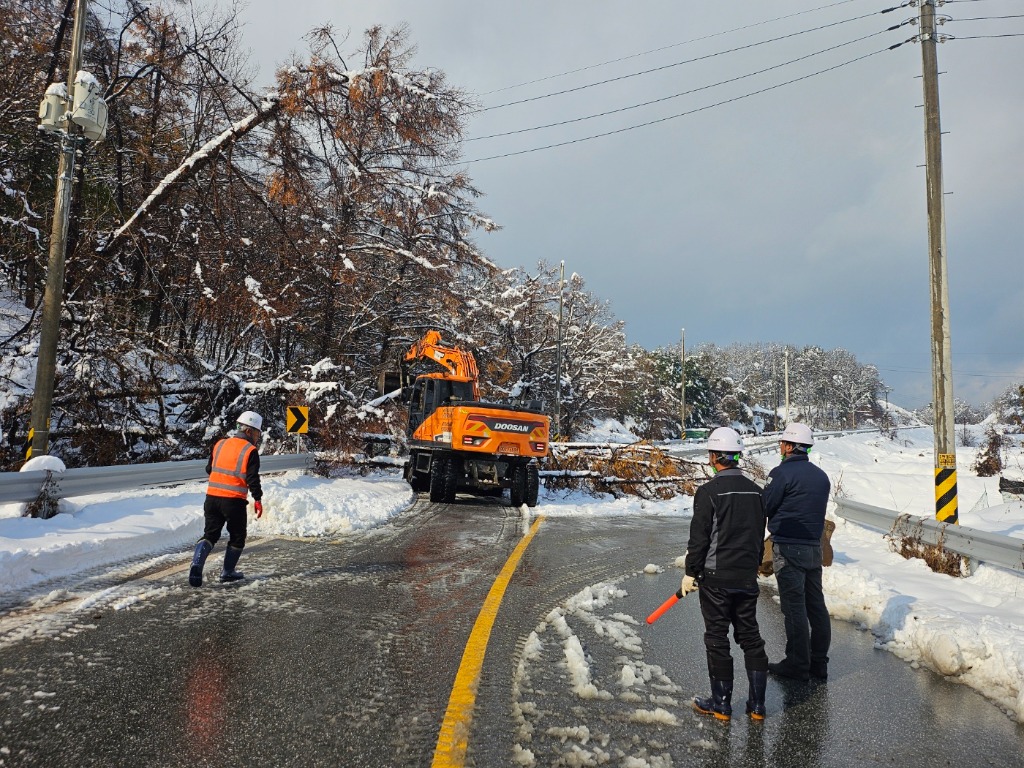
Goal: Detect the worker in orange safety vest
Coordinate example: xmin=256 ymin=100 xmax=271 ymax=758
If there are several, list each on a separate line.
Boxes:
xmin=188 ymin=411 xmax=264 ymax=587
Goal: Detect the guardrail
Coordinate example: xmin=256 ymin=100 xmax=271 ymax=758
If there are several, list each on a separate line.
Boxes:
xmin=0 ymin=454 xmax=313 ymax=506
xmin=835 ymin=497 xmax=1024 ymax=573
xmin=659 ymin=427 xmax=879 ymax=459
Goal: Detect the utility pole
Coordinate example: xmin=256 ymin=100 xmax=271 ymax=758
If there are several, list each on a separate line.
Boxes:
xmin=920 ymin=0 xmax=958 ymax=523
xmin=679 ymin=328 xmax=685 ymax=439
xmin=784 ymin=348 xmax=791 ymax=427
xmin=28 ymin=0 xmax=90 ymax=459
xmin=554 ymin=261 xmax=565 ymax=438
xmin=772 ymin=355 xmax=778 ymax=431
xmin=882 ymin=384 xmax=892 ymax=432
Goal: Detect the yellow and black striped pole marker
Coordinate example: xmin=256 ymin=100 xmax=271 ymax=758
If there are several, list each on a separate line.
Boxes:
xmin=935 ymin=453 xmax=958 ymax=524
xmin=25 ymin=428 xmax=34 ymax=461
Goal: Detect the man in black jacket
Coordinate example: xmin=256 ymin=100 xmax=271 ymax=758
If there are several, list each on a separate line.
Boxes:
xmin=684 ymin=427 xmax=769 ymax=721
xmin=763 ymin=422 xmax=832 ymax=681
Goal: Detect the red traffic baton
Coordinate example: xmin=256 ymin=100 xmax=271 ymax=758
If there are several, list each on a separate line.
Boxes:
xmin=646 ymin=589 xmax=685 ymax=624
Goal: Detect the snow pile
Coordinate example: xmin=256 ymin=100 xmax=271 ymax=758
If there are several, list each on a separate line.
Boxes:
xmin=0 ymin=473 xmax=411 ymax=594
xmin=19 ymin=456 xmax=66 ymax=473
xmin=800 ymin=425 xmax=1024 ymax=721
xmin=820 ymin=516 xmax=1024 ymax=721
xmin=0 ymin=486 xmax=206 ymax=594
xmin=251 ymin=473 xmax=411 ymax=536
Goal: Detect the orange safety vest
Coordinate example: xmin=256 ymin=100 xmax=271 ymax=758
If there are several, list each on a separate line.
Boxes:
xmin=206 ymin=435 xmax=256 ymax=499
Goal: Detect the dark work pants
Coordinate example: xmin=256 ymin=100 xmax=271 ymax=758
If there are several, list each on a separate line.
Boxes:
xmin=698 ymin=584 xmax=769 ymax=681
xmin=773 ymin=541 xmax=831 ymax=671
xmin=202 ymin=496 xmax=248 ymax=550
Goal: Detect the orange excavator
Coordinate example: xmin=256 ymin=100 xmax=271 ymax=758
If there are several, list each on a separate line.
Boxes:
xmin=400 ymin=330 xmax=549 ymax=506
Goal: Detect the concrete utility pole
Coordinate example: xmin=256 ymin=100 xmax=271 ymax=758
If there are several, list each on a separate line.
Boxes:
xmin=28 ymin=0 xmax=90 ymax=459
xmin=784 ymin=348 xmax=791 ymax=426
xmin=882 ymin=385 xmax=892 ymax=432
xmin=679 ymin=328 xmax=685 ymax=438
xmin=554 ymin=261 xmax=565 ymax=438
xmin=920 ymin=0 xmax=958 ymax=523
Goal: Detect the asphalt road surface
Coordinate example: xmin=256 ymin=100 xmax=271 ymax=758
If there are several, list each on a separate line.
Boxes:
xmin=1 ymin=497 xmax=1022 ymax=767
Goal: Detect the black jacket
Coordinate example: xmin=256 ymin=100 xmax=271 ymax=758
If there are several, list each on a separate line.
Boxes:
xmin=762 ymin=452 xmax=830 ymax=544
xmin=685 ymin=468 xmax=766 ymax=589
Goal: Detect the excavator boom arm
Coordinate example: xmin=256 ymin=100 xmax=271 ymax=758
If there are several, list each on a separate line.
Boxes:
xmin=404 ymin=330 xmax=479 ymax=382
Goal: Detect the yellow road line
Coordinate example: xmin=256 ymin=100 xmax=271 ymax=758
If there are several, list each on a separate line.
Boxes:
xmin=431 ymin=514 xmax=545 ymax=768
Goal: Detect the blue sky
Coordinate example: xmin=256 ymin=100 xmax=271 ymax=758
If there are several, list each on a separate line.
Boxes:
xmin=230 ymin=0 xmax=1024 ymax=409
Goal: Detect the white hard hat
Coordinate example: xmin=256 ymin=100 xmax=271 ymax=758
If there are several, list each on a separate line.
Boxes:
xmin=707 ymin=427 xmax=743 ymax=453
xmin=237 ymin=411 xmax=263 ymax=431
xmin=780 ymin=422 xmax=814 ymax=446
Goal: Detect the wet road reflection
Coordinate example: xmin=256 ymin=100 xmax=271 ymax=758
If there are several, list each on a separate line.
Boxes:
xmin=182 ymin=633 xmax=230 ymax=758
xmin=0 ymin=503 xmax=1021 ymax=767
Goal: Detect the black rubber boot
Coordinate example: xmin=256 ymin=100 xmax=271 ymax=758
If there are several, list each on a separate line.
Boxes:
xmin=693 ymin=678 xmax=733 ymax=721
xmin=768 ymin=660 xmax=809 ymax=681
xmin=745 ymin=669 xmax=768 ymax=720
xmin=220 ymin=545 xmax=245 ymax=582
xmin=188 ymin=540 xmax=213 ymax=588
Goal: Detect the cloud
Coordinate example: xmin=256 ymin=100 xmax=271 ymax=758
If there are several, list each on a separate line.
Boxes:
xmin=236 ymin=0 xmax=1024 ymax=409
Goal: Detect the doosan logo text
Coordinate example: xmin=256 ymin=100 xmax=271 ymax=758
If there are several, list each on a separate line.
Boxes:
xmin=492 ymin=422 xmax=531 ymax=432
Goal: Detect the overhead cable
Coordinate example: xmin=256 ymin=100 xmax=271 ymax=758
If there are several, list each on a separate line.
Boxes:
xmin=480 ymin=0 xmax=865 ymax=96
xmin=467 ymin=27 xmax=897 ymax=143
xmin=877 ymin=366 xmax=1024 ymax=379
xmin=472 ymin=11 xmax=886 ymax=114
xmin=949 ymin=31 xmax=1024 ymax=36
xmin=457 ymin=45 xmax=897 ymax=165
xmin=948 ymin=14 xmax=1024 ymax=20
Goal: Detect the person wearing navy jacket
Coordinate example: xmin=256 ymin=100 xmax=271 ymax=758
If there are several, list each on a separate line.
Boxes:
xmin=762 ymin=422 xmax=832 ymax=681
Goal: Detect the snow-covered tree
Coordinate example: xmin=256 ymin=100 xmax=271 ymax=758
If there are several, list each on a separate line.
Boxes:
xmin=992 ymin=384 xmax=1024 ymax=432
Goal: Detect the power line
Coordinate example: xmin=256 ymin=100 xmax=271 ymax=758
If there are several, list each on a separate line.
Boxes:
xmin=479 ymin=0 xmax=867 ymax=96
xmin=950 ymin=31 xmax=1024 ymax=37
xmin=948 ymin=14 xmax=1024 ymax=19
xmin=848 ymin=350 xmax=1024 ymax=356
xmin=467 ymin=27 xmax=895 ymax=144
xmin=457 ymin=44 xmax=899 ymax=165
xmin=472 ymin=10 xmax=887 ymax=114
xmin=877 ymin=366 xmax=1024 ymax=379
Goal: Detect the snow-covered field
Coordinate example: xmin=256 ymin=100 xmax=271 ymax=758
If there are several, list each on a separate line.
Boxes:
xmin=1 ymin=425 xmax=1022 ymax=722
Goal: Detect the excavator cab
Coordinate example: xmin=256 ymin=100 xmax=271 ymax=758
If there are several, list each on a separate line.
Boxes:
xmin=407 ymin=376 xmax=475 ymax=435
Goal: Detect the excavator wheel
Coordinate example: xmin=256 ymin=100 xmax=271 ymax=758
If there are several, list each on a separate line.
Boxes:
xmin=525 ymin=463 xmax=540 ymax=508
xmin=429 ymin=457 xmax=449 ymax=503
xmin=509 ymin=463 xmax=527 ymax=507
